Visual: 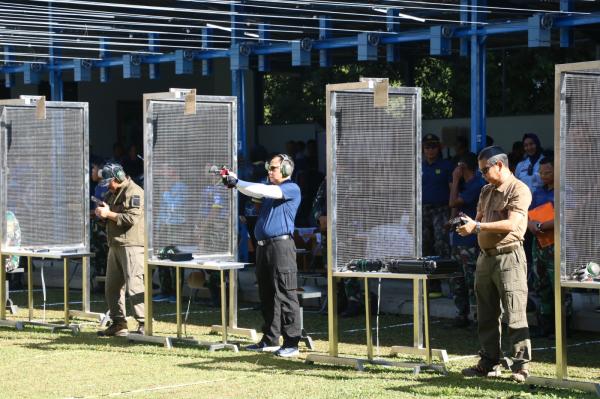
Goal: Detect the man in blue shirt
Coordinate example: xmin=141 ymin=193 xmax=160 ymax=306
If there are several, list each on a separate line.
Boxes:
xmin=449 ymin=153 xmax=486 ymax=327
xmin=223 ymin=154 xmax=302 ymax=357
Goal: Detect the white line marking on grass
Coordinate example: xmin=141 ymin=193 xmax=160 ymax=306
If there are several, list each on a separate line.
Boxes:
xmin=158 ymin=307 xmax=254 ymax=317
xmin=308 ymin=320 xmax=441 ymax=335
xmin=447 ymin=340 xmax=600 ymax=362
xmin=65 ymin=376 xmax=246 ymax=398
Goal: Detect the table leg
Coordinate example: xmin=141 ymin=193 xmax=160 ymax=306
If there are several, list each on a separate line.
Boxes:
xmin=28 ymin=257 xmax=33 ymax=321
xmin=64 ymin=258 xmax=69 ymax=324
xmin=413 ymin=278 xmax=423 ymax=348
xmin=364 ymin=277 xmax=373 ymax=361
xmin=81 ymin=256 xmax=90 ymax=313
xmin=0 ymin=255 xmax=5 ymax=320
xmin=423 ymin=279 xmax=432 ymax=364
xmin=144 ymin=262 xmax=153 ymax=336
xmin=176 ymin=267 xmax=181 ymax=338
xmin=220 ymin=270 xmax=227 ymax=344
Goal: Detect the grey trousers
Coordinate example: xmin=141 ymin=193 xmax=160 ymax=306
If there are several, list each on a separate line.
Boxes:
xmin=475 ymin=244 xmax=531 ymax=371
xmin=105 ymin=246 xmax=145 ymax=323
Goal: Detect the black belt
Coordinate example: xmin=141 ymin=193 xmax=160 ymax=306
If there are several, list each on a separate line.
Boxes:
xmin=257 ymin=234 xmax=291 ymax=247
xmin=481 ymin=242 xmax=522 ymax=257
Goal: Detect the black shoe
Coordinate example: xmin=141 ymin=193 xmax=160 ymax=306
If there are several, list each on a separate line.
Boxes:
xmin=461 ymin=363 xmax=501 ymax=378
xmin=97 ymin=320 xmax=128 ymax=337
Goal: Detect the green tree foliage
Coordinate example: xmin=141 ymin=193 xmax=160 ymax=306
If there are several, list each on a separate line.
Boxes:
xmin=263 ymin=63 xmax=403 ymax=126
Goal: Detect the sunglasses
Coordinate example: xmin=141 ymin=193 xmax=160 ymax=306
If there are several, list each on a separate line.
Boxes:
xmin=267 ymin=165 xmax=281 ymax=172
xmin=479 ymin=163 xmax=495 ymax=175
xmin=423 ymin=144 xmax=438 ymax=149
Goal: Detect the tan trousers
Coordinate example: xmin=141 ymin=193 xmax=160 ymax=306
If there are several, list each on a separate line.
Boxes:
xmin=105 ymin=246 xmax=145 ymax=323
xmin=475 ymin=244 xmax=531 ymax=371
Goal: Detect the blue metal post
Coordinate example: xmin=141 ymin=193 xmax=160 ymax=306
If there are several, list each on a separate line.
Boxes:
xmin=49 ymin=2 xmax=63 ymax=100
xmin=387 ymin=9 xmax=401 ymax=62
xmin=4 ymin=46 xmax=14 ymax=88
xmin=319 ymin=17 xmax=332 ymax=67
xmin=100 ymin=38 xmax=109 ymax=83
xmin=460 ymin=0 xmax=469 ymax=56
xmin=148 ymin=33 xmax=159 ymax=79
xmin=258 ymin=24 xmax=270 ymax=72
xmin=470 ymin=0 xmax=485 ymax=153
xmin=202 ymin=28 xmax=213 ymax=76
xmin=230 ymin=2 xmax=246 ymax=158
xmin=560 ymin=0 xmax=574 ymax=48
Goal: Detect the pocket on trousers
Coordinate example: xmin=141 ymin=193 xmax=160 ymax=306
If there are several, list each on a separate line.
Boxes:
xmin=278 ymin=271 xmax=298 ymax=291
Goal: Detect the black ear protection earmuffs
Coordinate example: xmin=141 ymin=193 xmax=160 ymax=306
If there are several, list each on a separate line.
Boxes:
xmin=100 ymin=163 xmax=126 ymax=183
xmin=265 ymin=154 xmax=294 ymax=178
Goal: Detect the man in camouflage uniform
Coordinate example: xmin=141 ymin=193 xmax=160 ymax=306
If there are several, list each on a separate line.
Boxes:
xmin=527 ymin=156 xmax=572 ymax=337
xmin=4 ymin=211 xmax=21 ymax=272
xmin=449 ymin=153 xmax=485 ymax=327
xmin=95 ymin=163 xmax=145 ymax=337
xmin=422 ymin=134 xmax=453 ymax=297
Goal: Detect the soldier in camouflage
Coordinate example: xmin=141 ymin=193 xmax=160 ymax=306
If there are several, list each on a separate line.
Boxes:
xmin=528 ymin=156 xmax=572 ymax=337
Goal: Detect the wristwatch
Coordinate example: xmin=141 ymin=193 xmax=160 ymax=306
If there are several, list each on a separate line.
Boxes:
xmin=475 ymin=221 xmax=481 ymax=234
xmin=536 ymin=222 xmax=543 ymax=232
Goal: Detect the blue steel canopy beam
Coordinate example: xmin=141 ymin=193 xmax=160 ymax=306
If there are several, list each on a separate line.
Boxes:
xmin=560 ymin=0 xmax=574 ymax=48
xmin=319 ymin=16 xmax=332 ymax=67
xmin=386 ymin=9 xmax=401 ymax=63
xmin=122 ymin=53 xmax=141 ymax=78
xmin=99 ymin=38 xmax=109 ymax=82
xmin=292 ymin=39 xmax=312 ymax=67
xmin=460 ymin=0 xmax=469 ymax=56
xmin=23 ymin=63 xmax=42 ymax=85
xmin=202 ymin=28 xmax=214 ymax=76
xmin=175 ymin=49 xmax=194 ymax=75
xmin=74 ymin=59 xmax=92 ymax=82
xmin=470 ymin=0 xmax=486 ymax=153
xmin=148 ymin=33 xmax=159 ymax=79
xmin=528 ymin=14 xmax=552 ymax=47
xmin=430 ymin=26 xmax=452 ymax=56
xmin=4 ymin=46 xmax=14 ymax=87
xmin=258 ymin=24 xmax=270 ymax=72
xmin=357 ymin=33 xmax=379 ymax=61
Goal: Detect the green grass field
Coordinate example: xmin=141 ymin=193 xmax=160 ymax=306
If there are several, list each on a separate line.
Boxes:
xmin=0 ymin=289 xmax=598 ymax=399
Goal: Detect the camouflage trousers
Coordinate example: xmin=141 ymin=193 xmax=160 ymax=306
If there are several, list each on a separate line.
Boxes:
xmin=532 ymin=238 xmax=572 ymax=318
xmin=90 ymin=219 xmax=109 ymax=278
xmin=451 ymin=245 xmax=478 ymax=317
xmin=344 ymin=278 xmax=361 ymax=303
xmin=422 ymin=204 xmax=450 ymax=258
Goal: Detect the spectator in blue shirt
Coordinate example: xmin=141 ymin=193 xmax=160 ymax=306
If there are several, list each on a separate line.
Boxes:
xmin=222 ymin=154 xmax=302 ymax=358
xmin=449 ymin=153 xmax=486 ymax=327
xmin=515 ymin=133 xmax=545 ymax=194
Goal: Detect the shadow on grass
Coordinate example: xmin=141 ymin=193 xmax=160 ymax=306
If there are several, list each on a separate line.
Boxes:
xmin=386 ymin=372 xmax=600 ymax=399
xmin=178 ymin=351 xmax=442 ymax=381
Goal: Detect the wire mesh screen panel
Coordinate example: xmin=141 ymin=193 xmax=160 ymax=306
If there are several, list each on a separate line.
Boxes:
xmin=146 ymin=98 xmax=236 ymax=259
xmin=0 ymin=104 xmax=88 ymax=250
xmin=560 ymin=68 xmax=600 ymax=281
xmin=330 ymin=89 xmax=421 ymax=272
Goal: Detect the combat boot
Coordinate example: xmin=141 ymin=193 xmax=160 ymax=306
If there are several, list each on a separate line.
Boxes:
xmin=97 ymin=320 xmax=128 ymax=337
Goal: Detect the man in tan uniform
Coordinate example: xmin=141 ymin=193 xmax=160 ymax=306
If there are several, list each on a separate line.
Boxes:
xmin=456 ymin=146 xmax=532 ymax=382
xmin=95 ymin=163 xmax=145 ymax=337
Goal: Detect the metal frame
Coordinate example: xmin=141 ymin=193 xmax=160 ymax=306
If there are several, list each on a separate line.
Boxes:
xmin=0 ymin=96 xmax=103 ymax=332
xmin=306 ymin=81 xmax=448 ymax=373
xmin=527 ymin=60 xmax=600 ymax=397
xmin=131 ymin=89 xmax=256 ymax=350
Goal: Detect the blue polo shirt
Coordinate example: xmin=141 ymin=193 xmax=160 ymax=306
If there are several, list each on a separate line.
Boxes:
xmin=255 ymin=180 xmax=301 ymax=241
xmin=422 ymin=157 xmax=453 ymax=205
xmin=451 ymin=175 xmax=486 ymax=247
xmin=530 ymin=185 xmax=554 ymax=209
